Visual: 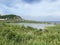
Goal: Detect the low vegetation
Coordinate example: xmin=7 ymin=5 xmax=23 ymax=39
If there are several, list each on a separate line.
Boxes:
xmin=0 ymin=23 xmax=60 ymax=45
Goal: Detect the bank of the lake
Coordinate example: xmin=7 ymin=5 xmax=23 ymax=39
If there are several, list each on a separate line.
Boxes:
xmin=9 ymin=23 xmax=55 ymax=29
xmin=0 ymin=23 xmax=60 ymax=45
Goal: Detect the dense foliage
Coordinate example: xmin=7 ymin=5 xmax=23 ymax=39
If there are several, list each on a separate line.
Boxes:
xmin=0 ymin=23 xmax=60 ymax=45
xmin=0 ymin=14 xmax=23 ymax=23
xmin=0 ymin=14 xmax=22 ymax=19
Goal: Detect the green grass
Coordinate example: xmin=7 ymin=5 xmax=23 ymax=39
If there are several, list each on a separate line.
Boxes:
xmin=0 ymin=23 xmax=60 ymax=45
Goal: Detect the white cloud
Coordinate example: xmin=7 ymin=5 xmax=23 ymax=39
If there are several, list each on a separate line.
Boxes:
xmin=0 ymin=0 xmax=60 ymax=21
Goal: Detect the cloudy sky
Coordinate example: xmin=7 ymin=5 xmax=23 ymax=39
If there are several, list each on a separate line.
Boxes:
xmin=0 ymin=0 xmax=60 ymax=21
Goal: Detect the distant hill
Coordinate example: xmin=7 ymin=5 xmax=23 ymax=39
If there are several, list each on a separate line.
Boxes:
xmin=0 ymin=14 xmax=23 ymax=23
xmin=0 ymin=14 xmax=51 ymax=23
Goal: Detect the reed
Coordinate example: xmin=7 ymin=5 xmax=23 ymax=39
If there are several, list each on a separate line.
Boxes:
xmin=0 ymin=23 xmax=60 ymax=45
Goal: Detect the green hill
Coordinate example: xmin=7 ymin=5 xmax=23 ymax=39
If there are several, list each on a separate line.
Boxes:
xmin=0 ymin=14 xmax=23 ymax=23
xmin=0 ymin=14 xmax=51 ymax=24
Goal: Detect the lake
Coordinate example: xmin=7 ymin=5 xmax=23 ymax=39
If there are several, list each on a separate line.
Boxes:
xmin=15 ymin=23 xmax=55 ymax=29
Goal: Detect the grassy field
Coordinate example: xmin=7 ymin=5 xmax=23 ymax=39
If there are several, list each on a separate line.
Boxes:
xmin=0 ymin=23 xmax=60 ymax=45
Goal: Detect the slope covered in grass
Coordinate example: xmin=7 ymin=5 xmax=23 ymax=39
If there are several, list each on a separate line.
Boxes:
xmin=0 ymin=23 xmax=60 ymax=45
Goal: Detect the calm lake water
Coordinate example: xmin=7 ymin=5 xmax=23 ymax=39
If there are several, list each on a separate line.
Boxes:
xmin=15 ymin=23 xmax=55 ymax=29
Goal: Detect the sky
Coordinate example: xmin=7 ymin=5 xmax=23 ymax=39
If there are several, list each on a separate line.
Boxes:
xmin=0 ymin=0 xmax=60 ymax=21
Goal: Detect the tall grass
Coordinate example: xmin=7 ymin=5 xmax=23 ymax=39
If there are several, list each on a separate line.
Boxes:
xmin=0 ymin=23 xmax=60 ymax=45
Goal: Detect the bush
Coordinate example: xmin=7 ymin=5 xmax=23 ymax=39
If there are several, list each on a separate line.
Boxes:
xmin=6 ymin=31 xmax=16 ymax=40
xmin=15 ymin=35 xmax=22 ymax=42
